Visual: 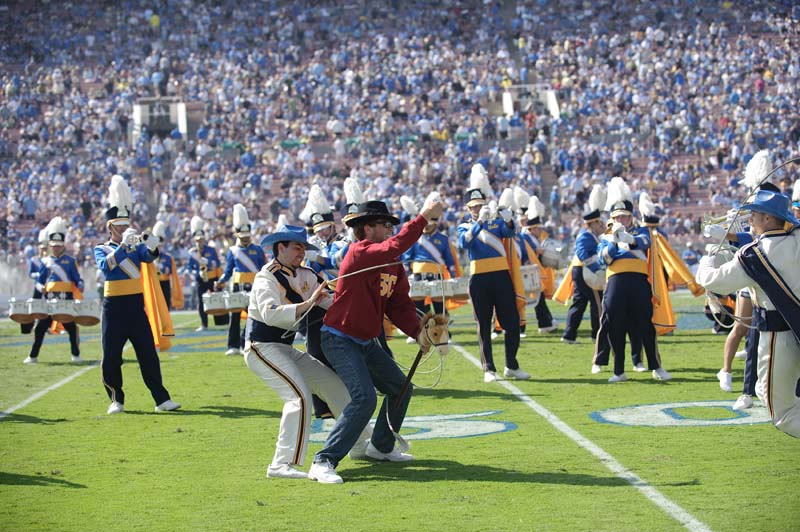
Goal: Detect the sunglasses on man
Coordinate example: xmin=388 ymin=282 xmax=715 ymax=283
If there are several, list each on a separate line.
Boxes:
xmin=367 ymin=220 xmax=394 ymax=228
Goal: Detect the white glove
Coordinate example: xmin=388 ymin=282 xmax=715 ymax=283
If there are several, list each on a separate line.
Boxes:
xmin=610 ymin=222 xmax=625 ymax=235
xmin=122 ymin=228 xmax=138 ymax=248
xmin=703 ymin=223 xmax=727 ymax=241
xmin=477 ymin=205 xmax=492 ymax=223
xmin=698 ymin=255 xmax=715 ymax=269
xmin=499 ymin=207 xmax=513 ymax=223
xmin=200 ymin=257 xmax=209 ymax=267
xmin=305 ymin=249 xmax=318 ymax=262
xmin=145 ymin=234 xmax=159 ymax=252
xmin=617 ymin=231 xmax=635 ymax=245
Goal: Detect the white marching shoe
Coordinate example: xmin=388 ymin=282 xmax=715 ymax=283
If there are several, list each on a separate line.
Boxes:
xmin=732 ymin=394 xmax=754 ymax=411
xmin=308 ymin=461 xmax=343 ymax=484
xmin=717 ymin=369 xmax=733 ymax=392
xmin=195 ymin=326 xmax=207 ymax=332
xmin=608 ymin=373 xmax=628 ymax=383
xmin=365 ymin=442 xmax=414 ymax=462
xmin=734 ymin=349 xmax=747 ymax=360
xmin=484 ymin=371 xmax=498 ymax=383
xmin=348 ymin=439 xmax=371 ymax=460
xmin=652 ymin=368 xmax=672 ymax=381
xmin=538 ymin=324 xmax=558 ymax=334
xmin=490 ymin=331 xmax=501 ymax=340
xmin=267 ymin=464 xmax=307 ymax=479
xmin=71 ymin=355 xmax=83 ymax=363
xmin=23 ymin=356 xmax=38 ymax=364
xmin=633 ymin=362 xmax=647 ymax=372
xmin=503 ymin=367 xmax=531 ymax=380
xmin=225 ymin=348 xmax=240 ymax=356
xmin=107 ymin=402 xmax=124 ymax=415
xmin=155 ymin=399 xmax=181 ymax=412
xmin=591 ymin=364 xmax=602 ymax=374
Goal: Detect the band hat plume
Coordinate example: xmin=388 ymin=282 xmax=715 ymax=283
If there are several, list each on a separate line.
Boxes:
xmin=400 ymin=195 xmax=419 ymax=217
xmin=526 ymin=195 xmax=545 ymax=226
xmin=466 ymin=163 xmax=491 ymax=207
xmin=151 ymin=221 xmax=167 ymax=242
xmin=190 ymin=215 xmax=206 ymax=240
xmin=742 ymin=150 xmax=772 ymax=192
xmin=514 ymin=186 xmax=530 ymax=215
xmin=105 ymin=174 xmax=133 ymax=226
xmin=343 ymin=177 xmax=366 ymax=223
xmin=37 ymin=228 xmax=49 ymax=246
xmin=344 ymin=200 xmax=401 ymax=228
xmin=305 ymin=185 xmax=335 ymax=233
xmin=740 ymin=189 xmax=799 ymax=225
xmin=45 ymin=216 xmax=68 ymax=245
xmin=260 ymin=224 xmax=319 ymax=251
xmin=638 ymin=191 xmax=660 ymax=225
xmin=232 ymin=203 xmax=252 ymax=237
xmin=583 ymin=184 xmax=606 ymax=221
xmin=605 ymin=176 xmax=633 ymax=217
xmin=498 ymin=187 xmax=517 ymax=212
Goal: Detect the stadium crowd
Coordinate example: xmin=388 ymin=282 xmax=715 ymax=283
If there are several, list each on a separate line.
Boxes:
xmin=1 ymin=0 xmax=798 ymax=303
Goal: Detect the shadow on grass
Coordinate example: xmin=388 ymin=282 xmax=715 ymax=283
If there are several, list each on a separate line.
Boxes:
xmin=342 ymin=459 xmax=631 ymax=486
xmin=0 ymin=413 xmax=71 ymax=424
xmin=121 ymin=405 xmax=280 ymax=419
xmin=0 ymin=471 xmax=87 ymax=488
xmin=412 ymin=386 xmax=526 ymax=401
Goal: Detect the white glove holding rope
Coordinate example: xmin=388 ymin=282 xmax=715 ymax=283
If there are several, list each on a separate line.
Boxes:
xmin=698 ymin=255 xmax=715 ymax=269
xmin=703 ymin=223 xmax=728 ymax=241
xmin=145 ymin=234 xmax=159 ymax=252
xmin=498 ymin=206 xmax=513 ymax=223
xmin=477 ymin=205 xmax=492 ymax=223
xmin=611 ymin=223 xmax=635 ymax=245
xmin=122 ymin=228 xmax=139 ymax=248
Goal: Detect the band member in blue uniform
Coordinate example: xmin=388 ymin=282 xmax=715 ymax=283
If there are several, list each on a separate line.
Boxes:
xmin=519 ymin=195 xmax=558 ymax=334
xmin=561 ymin=186 xmax=606 ymax=344
xmin=187 ymin=215 xmax=222 ymax=332
xmin=151 ymin=221 xmax=179 ymax=310
xmin=24 ymin=217 xmax=83 ymax=364
xmin=697 ymin=189 xmax=800 ymax=438
xmin=94 ymin=175 xmax=180 ymax=415
xmin=457 ymin=164 xmax=531 ymax=383
xmin=216 ymin=204 xmax=266 ymax=355
xmin=595 ymin=177 xmax=672 ymax=383
xmin=21 ymin=229 xmax=49 ymax=334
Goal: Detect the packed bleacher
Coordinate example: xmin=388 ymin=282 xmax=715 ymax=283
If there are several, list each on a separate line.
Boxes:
xmin=1 ymin=0 xmax=798 ymax=302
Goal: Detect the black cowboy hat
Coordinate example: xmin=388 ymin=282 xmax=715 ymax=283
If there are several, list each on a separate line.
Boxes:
xmin=344 ymin=200 xmax=401 ymax=227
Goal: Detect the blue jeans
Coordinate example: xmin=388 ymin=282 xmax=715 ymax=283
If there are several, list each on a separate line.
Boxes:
xmin=315 ymin=331 xmax=412 ymax=467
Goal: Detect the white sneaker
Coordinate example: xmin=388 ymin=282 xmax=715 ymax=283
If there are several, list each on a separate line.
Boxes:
xmin=503 ymin=367 xmax=531 ymax=380
xmin=519 ymin=332 xmax=527 ymax=338
xmin=484 ymin=371 xmax=497 ymax=383
xmin=717 ymin=369 xmax=733 ymax=392
xmin=267 ymin=464 xmax=307 ymax=479
xmin=23 ymin=356 xmax=38 ymax=364
xmin=734 ymin=349 xmax=747 ymax=360
xmin=491 ymin=331 xmax=500 ymax=340
xmin=107 ymin=402 xmax=124 ymax=415
xmin=538 ymin=324 xmax=558 ymax=334
xmin=591 ymin=364 xmax=602 ymax=374
xmin=308 ymin=461 xmax=343 ymax=484
xmin=405 ymin=336 xmax=417 ymax=344
xmin=224 ymin=348 xmax=240 ymax=356
xmin=633 ymin=363 xmax=647 ymax=373
xmin=71 ymin=355 xmax=83 ymax=363
xmin=732 ymin=394 xmax=754 ymax=411
xmin=195 ymin=326 xmax=207 ymax=332
xmin=608 ymin=373 xmax=628 ymax=383
xmin=561 ymin=337 xmax=578 ymax=344
xmin=155 ymin=399 xmax=181 ymax=412
xmin=652 ymin=368 xmax=672 ymax=381
xmin=365 ymin=442 xmax=414 ymax=462
xmin=348 ymin=439 xmax=370 ymax=460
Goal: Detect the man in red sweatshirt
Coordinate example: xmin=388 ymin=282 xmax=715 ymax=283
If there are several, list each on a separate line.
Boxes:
xmin=309 ymin=198 xmax=444 ymax=484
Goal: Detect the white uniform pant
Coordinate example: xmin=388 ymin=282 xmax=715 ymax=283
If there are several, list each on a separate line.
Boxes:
xmin=756 ymin=331 xmax=800 ymax=438
xmin=245 ymin=341 xmax=371 ymax=466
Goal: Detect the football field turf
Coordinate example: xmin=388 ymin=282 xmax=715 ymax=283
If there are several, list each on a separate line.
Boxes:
xmin=1 ymin=294 xmax=798 ymax=531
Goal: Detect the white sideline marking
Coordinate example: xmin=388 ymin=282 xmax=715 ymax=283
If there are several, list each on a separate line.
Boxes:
xmin=451 ymin=342 xmax=713 ymax=532
xmin=0 ymin=362 xmax=100 ymax=420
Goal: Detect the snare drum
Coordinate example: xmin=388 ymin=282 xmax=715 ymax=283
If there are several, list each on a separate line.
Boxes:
xmin=202 ymin=292 xmax=229 ymax=315
xmin=49 ymin=299 xmax=76 ymax=323
xmin=27 ymin=298 xmax=49 ymax=320
xmin=445 ymin=277 xmax=471 ymax=298
xmin=539 ymin=239 xmax=562 ymax=268
xmin=520 ymin=265 xmax=541 ymax=293
xmin=9 ymin=298 xmax=34 ymax=324
xmin=408 ymin=281 xmax=430 ymax=299
xmin=225 ymin=291 xmax=250 ymax=312
xmin=74 ymin=300 xmax=101 ymax=326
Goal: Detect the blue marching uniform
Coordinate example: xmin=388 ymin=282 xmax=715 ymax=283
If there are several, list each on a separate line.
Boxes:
xmin=21 ymin=255 xmax=46 ymax=334
xmin=156 ymin=250 xmax=175 ymax=309
xmin=402 ymin=231 xmax=457 ymax=315
xmin=28 ymin=254 xmax=83 ymax=360
xmin=562 ymin=228 xmax=603 ymax=342
xmin=219 ymin=243 xmax=266 ymax=350
xmin=458 ymin=216 xmax=521 ymax=373
xmin=595 ymin=226 xmax=664 ymax=376
xmin=95 ymin=241 xmax=172 ymax=406
xmin=310 ymin=237 xmax=350 ymax=282
xmin=187 ymin=244 xmax=221 ymax=328
xmin=519 ymin=229 xmax=555 ymax=330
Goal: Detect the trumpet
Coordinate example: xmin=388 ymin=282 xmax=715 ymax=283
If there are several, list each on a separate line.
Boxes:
xmin=702 ymin=209 xmax=750 ymax=233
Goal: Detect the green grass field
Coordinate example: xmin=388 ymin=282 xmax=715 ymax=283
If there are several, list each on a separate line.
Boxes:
xmin=1 ymin=293 xmax=798 ymax=531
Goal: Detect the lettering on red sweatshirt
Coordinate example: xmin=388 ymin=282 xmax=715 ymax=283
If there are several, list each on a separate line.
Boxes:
xmin=323 ymin=215 xmax=427 ymax=341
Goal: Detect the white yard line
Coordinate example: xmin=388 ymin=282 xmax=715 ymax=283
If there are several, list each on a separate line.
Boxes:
xmin=451 ymin=342 xmax=714 ymax=532
xmin=1 ymin=362 xmax=99 ymax=420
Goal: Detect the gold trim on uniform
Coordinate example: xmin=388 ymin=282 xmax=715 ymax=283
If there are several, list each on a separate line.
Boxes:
xmin=158 ymin=273 xmax=170 ymax=281
xmin=606 ymin=258 xmax=648 ymax=278
xmin=104 ymin=278 xmax=143 ymax=297
xmin=45 ymin=281 xmax=73 ymax=293
xmin=412 ymin=262 xmax=444 ymax=275
xmin=233 ymin=271 xmax=257 ymax=284
xmin=470 ymin=256 xmax=509 ymax=275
